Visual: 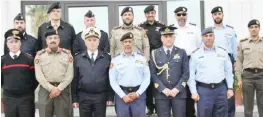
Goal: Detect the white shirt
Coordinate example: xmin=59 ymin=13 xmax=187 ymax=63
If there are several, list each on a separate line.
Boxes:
xmin=9 ymin=50 xmax=21 ymax=59
xmin=87 ymin=49 xmax=98 ymax=59
xmin=163 ymin=46 xmax=173 ymax=55
xmin=173 ymin=22 xmax=202 ymax=56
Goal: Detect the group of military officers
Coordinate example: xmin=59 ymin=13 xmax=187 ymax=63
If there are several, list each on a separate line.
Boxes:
xmin=1 ymin=1 xmax=263 ymax=117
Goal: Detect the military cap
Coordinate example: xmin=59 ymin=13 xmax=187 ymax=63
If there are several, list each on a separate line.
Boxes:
xmin=211 ymin=6 xmax=223 ymax=14
xmin=14 ymin=13 xmax=25 ymax=21
xmin=4 ymin=29 xmax=23 ymax=40
xmin=45 ymin=30 xmax=58 ymax=38
xmin=144 ymin=5 xmax=155 ymax=13
xmin=121 ymin=7 xmax=133 ymax=16
xmin=83 ymin=27 xmax=100 ymax=39
xmin=159 ymin=26 xmax=177 ymax=35
xmin=120 ymin=32 xmax=134 ymax=41
xmin=85 ymin=10 xmax=95 ymax=18
xmin=47 ymin=2 xmax=61 ymax=14
xmin=248 ymin=19 xmax=260 ymax=27
xmin=174 ymin=6 xmax=187 ymax=13
xmin=201 ymin=27 xmax=214 ymax=36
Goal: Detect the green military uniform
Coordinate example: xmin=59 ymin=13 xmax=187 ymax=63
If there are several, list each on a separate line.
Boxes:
xmin=35 ymin=48 xmax=73 ymax=117
xmin=236 ymin=36 xmax=263 ymax=117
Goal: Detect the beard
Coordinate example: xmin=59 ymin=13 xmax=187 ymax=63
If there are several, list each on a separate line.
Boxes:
xmin=123 ymin=19 xmax=133 ymax=26
xmin=214 ymin=18 xmax=223 ymax=24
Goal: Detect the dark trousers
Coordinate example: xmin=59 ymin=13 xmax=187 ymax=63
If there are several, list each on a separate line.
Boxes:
xmin=79 ymin=92 xmax=107 ymax=117
xmin=227 ymin=54 xmax=235 ymax=117
xmin=3 ymin=94 xmax=35 ymax=117
xmin=186 ymin=56 xmax=196 ymax=117
xmin=146 ymin=82 xmax=155 ymax=111
xmin=155 ymin=98 xmax=186 ymax=117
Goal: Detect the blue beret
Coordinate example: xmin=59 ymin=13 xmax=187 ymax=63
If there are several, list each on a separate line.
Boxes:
xmin=201 ymin=27 xmax=214 ymax=36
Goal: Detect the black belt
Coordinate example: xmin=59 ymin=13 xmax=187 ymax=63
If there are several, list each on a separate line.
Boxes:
xmin=120 ymin=86 xmax=140 ymax=93
xmin=196 ymin=80 xmax=225 ymax=89
xmin=50 ymin=82 xmax=60 ymax=87
xmin=245 ymin=68 xmax=263 ymax=73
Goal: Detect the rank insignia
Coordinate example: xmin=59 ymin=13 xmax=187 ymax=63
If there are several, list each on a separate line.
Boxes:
xmin=110 ymin=63 xmax=113 ymax=68
xmin=217 ymin=53 xmax=225 ymax=57
xmin=154 ymin=83 xmax=159 ymax=88
xmin=135 ymin=60 xmax=143 ymax=64
xmin=155 ymin=27 xmax=160 ymax=31
xmin=182 ymin=82 xmax=186 ymax=87
xmin=68 ymin=57 xmax=73 ymax=63
xmin=173 ymin=54 xmax=180 ymax=59
xmin=144 ymin=34 xmax=148 ymax=38
xmin=34 ymin=59 xmax=39 ymax=64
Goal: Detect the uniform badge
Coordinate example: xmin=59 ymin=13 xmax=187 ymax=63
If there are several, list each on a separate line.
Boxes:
xmin=155 ymin=27 xmax=160 ymax=31
xmin=135 ymin=60 xmax=143 ymax=64
xmin=173 ymin=54 xmax=180 ymax=60
xmin=256 ymin=20 xmax=260 ymax=24
xmin=68 ymin=57 xmax=73 ymax=63
xmin=110 ymin=63 xmax=113 ymax=68
xmin=154 ymin=83 xmax=159 ymax=88
xmin=34 ymin=59 xmax=39 ymax=64
xmin=218 ymin=8 xmax=221 ymax=12
xmin=182 ymin=82 xmax=186 ymax=87
xmin=182 ymin=8 xmax=186 ymax=12
xmin=144 ymin=34 xmax=148 ymax=38
xmin=217 ymin=53 xmax=224 ymax=57
xmin=225 ymin=33 xmax=233 ymax=38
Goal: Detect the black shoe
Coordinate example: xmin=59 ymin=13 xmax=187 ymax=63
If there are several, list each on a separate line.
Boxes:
xmin=146 ymin=110 xmax=154 ymax=115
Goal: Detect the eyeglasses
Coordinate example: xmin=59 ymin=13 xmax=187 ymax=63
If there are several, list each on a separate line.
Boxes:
xmin=176 ymin=13 xmax=187 ymax=17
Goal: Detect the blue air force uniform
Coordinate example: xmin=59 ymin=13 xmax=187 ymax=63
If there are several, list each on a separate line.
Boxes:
xmin=150 ymin=26 xmax=189 ymax=117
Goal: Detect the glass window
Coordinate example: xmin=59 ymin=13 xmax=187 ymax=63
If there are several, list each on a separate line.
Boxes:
xmin=118 ymin=5 xmax=159 ymax=25
xmin=68 ymin=6 xmax=109 ymax=34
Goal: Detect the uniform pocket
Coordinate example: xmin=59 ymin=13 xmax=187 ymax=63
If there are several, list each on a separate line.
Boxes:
xmin=59 ymin=60 xmax=69 ymax=73
xmin=40 ymin=61 xmax=51 ymax=73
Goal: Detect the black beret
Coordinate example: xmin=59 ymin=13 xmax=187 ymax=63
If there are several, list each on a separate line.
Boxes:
xmin=14 ymin=13 xmax=25 ymax=21
xmin=45 ymin=30 xmax=58 ymax=38
xmin=248 ymin=19 xmax=260 ymax=27
xmin=120 ymin=32 xmax=134 ymax=41
xmin=85 ymin=10 xmax=95 ymax=18
xmin=159 ymin=26 xmax=177 ymax=35
xmin=4 ymin=29 xmax=23 ymax=40
xmin=201 ymin=27 xmax=214 ymax=36
xmin=144 ymin=5 xmax=155 ymax=13
xmin=47 ymin=2 xmax=61 ymax=14
xmin=121 ymin=7 xmax=133 ymax=16
xmin=211 ymin=6 xmax=223 ymax=14
xmin=174 ymin=6 xmax=187 ymax=13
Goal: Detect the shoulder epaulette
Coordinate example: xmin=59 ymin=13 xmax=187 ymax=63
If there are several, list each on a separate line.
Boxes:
xmin=217 ymin=46 xmax=226 ymax=51
xmin=240 ymin=38 xmax=248 ymax=42
xmin=113 ymin=26 xmax=121 ymax=30
xmin=36 ymin=49 xmax=47 ymax=56
xmin=158 ymin=21 xmax=165 ymax=26
xmin=134 ymin=26 xmax=143 ymax=30
xmin=136 ymin=52 xmax=144 ymax=56
xmin=61 ymin=48 xmax=71 ymax=54
xmin=189 ymin=22 xmax=196 ymax=26
xmin=113 ymin=53 xmax=121 ymax=58
xmin=23 ymin=53 xmax=33 ymax=58
xmin=226 ymin=24 xmax=234 ymax=29
xmin=169 ymin=24 xmax=174 ymax=27
xmin=192 ymin=48 xmax=200 ymax=53
xmin=138 ymin=22 xmax=143 ymax=27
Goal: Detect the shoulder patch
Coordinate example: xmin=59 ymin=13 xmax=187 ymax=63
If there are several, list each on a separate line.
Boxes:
xmin=226 ymin=25 xmax=234 ymax=29
xmin=192 ymin=48 xmax=200 ymax=53
xmin=61 ymin=48 xmax=71 ymax=54
xmin=217 ymin=46 xmax=226 ymax=51
xmin=189 ymin=23 xmax=196 ymax=26
xmin=113 ymin=26 xmax=121 ymax=30
xmin=240 ymin=38 xmax=248 ymax=42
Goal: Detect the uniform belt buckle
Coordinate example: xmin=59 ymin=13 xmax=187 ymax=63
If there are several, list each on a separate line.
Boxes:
xmin=211 ymin=84 xmax=215 ymax=89
xmin=129 ymin=88 xmax=132 ymax=92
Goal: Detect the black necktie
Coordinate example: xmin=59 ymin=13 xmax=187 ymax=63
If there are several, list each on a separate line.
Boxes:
xmin=166 ymin=50 xmax=171 ymax=58
xmin=13 ymin=55 xmax=17 ymax=59
xmin=91 ymin=53 xmax=95 ymax=67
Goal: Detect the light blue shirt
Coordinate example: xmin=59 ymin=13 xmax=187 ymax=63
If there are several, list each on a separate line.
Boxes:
xmin=213 ymin=25 xmax=239 ymax=60
xmin=187 ymin=45 xmax=234 ymax=94
xmin=109 ymin=52 xmax=150 ymax=98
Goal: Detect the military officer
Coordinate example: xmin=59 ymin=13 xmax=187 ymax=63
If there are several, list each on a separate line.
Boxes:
xmin=71 ymin=27 xmax=113 ymax=117
xmin=4 ymin=13 xmax=38 ymax=56
xmin=37 ymin=2 xmax=76 ymax=51
xmin=188 ymin=27 xmax=234 ymax=117
xmin=171 ymin=6 xmax=202 ymax=117
xmin=109 ymin=32 xmax=150 ymax=117
xmin=150 ymin=26 xmax=189 ymax=117
xmin=236 ymin=20 xmax=263 ymax=117
xmin=35 ymin=30 xmax=73 ymax=117
xmin=211 ymin=6 xmax=239 ymax=117
xmin=73 ymin=10 xmax=110 ymax=55
xmin=110 ymin=6 xmax=150 ymax=60
xmin=138 ymin=5 xmax=165 ymax=115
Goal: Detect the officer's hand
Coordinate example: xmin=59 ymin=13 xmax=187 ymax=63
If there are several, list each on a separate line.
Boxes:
xmin=238 ymin=80 xmax=242 ymax=89
xmin=122 ymin=95 xmax=133 ymax=103
xmin=170 ymin=88 xmax=179 ymax=97
xmin=72 ymin=103 xmax=79 ymax=108
xmin=233 ymin=62 xmax=236 ymax=72
xmin=50 ymin=87 xmax=61 ymax=98
xmin=162 ymin=88 xmax=170 ymax=97
xmin=227 ymin=89 xmax=234 ymax=99
xmin=128 ymin=92 xmax=139 ymax=100
xmin=106 ymin=101 xmax=113 ymax=106
xmin=191 ymin=93 xmax=200 ymax=101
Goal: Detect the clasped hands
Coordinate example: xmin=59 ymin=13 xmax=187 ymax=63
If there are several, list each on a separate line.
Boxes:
xmin=122 ymin=92 xmax=139 ymax=103
xmin=162 ymin=88 xmax=179 ymax=97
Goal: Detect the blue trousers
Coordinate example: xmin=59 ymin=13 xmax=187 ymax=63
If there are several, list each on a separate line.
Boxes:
xmin=197 ymin=85 xmax=228 ymax=117
xmin=155 ymin=98 xmax=186 ymax=117
xmin=115 ymin=92 xmax=146 ymax=117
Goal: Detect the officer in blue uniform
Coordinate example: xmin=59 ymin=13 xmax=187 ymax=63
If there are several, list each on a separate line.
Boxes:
xmin=71 ymin=27 xmax=113 ymax=117
xmin=150 ymin=26 xmax=189 ymax=117
xmin=109 ymin=32 xmax=150 ymax=117
xmin=211 ymin=7 xmax=238 ymax=117
xmin=188 ymin=27 xmax=234 ymax=117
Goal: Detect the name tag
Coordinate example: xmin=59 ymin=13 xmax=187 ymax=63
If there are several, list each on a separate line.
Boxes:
xmin=135 ymin=60 xmax=144 ymax=64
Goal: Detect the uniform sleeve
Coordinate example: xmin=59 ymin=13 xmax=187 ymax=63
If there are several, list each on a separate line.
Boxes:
xmin=70 ymin=26 xmax=76 ymax=54
xmin=1 ymin=57 xmax=4 ymax=86
xmin=58 ymin=54 xmax=74 ymax=91
xmin=35 ymin=57 xmax=55 ymax=92
xmin=149 ymin=53 xmax=167 ymax=93
xmin=30 ymin=58 xmax=38 ymax=90
xmin=187 ymin=55 xmax=198 ymax=94
xmin=109 ymin=59 xmax=126 ymax=98
xmin=136 ymin=58 xmax=150 ymax=95
xmin=235 ymin=42 xmax=243 ymax=80
xmin=141 ymin=30 xmax=150 ymax=61
xmin=72 ymin=33 xmax=81 ymax=56
xmin=174 ymin=50 xmax=189 ymax=92
xmin=109 ymin=30 xmax=116 ymax=56
xmin=103 ymin=32 xmax=110 ymax=53
xmin=106 ymin=57 xmax=114 ymax=101
xmin=231 ymin=30 xmax=238 ymax=61
xmin=71 ymin=57 xmax=79 ymax=103
xmin=224 ymin=51 xmax=234 ymax=88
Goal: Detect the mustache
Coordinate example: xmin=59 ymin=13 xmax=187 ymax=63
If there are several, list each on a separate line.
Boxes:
xmin=50 ymin=42 xmax=56 ymax=44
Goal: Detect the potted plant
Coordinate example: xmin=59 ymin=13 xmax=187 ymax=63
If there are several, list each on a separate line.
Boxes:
xmin=234 ymin=75 xmax=243 ymax=105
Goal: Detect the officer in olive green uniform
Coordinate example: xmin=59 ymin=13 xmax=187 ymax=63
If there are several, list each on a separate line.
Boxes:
xmin=110 ymin=6 xmax=150 ymax=60
xmin=236 ymin=19 xmax=263 ymax=117
xmin=35 ymin=30 xmax=73 ymax=117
